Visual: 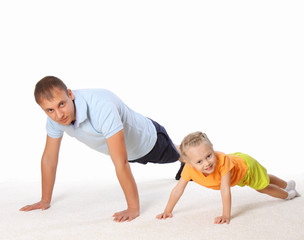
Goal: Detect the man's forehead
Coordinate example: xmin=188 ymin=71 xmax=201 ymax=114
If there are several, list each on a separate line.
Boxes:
xmin=49 ymin=87 xmax=68 ymax=96
xmin=39 ymin=88 xmax=68 ymax=107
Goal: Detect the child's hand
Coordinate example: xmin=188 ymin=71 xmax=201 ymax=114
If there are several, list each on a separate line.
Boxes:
xmin=214 ymin=216 xmax=230 ymax=224
xmin=156 ymin=212 xmax=173 ymax=220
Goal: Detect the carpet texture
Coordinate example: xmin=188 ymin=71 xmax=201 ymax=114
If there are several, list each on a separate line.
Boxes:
xmin=1 ymin=176 xmax=303 ymax=240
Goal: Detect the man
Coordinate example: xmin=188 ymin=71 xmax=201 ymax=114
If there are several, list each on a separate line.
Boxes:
xmin=20 ymin=76 xmax=184 ymax=222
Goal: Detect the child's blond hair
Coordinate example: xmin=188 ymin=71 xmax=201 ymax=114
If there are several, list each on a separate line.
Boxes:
xmin=180 ymin=131 xmax=213 ymax=159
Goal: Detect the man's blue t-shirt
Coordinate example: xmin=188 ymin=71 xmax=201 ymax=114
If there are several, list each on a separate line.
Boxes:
xmin=46 ymin=89 xmax=157 ymax=160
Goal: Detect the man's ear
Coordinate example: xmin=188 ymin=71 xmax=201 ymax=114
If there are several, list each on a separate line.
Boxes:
xmin=67 ymin=89 xmax=75 ymax=100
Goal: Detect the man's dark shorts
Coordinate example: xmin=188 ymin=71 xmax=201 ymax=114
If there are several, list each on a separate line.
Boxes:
xmin=129 ymin=119 xmax=180 ymax=164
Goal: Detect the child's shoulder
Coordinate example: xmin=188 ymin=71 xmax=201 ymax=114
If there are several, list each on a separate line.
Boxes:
xmin=215 ymin=151 xmax=234 ymax=166
xmin=215 ymin=151 xmax=228 ymax=159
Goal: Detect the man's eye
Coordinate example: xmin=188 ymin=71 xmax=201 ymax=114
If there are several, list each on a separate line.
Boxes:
xmin=47 ymin=109 xmax=53 ymax=113
xmin=60 ymin=102 xmax=65 ymax=107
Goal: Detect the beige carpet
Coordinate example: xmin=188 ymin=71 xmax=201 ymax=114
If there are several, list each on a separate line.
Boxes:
xmin=1 ymin=174 xmax=303 ymax=240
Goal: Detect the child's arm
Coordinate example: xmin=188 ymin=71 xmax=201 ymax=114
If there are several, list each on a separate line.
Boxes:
xmin=214 ymin=170 xmax=231 ymax=224
xmin=156 ymin=178 xmax=188 ymax=219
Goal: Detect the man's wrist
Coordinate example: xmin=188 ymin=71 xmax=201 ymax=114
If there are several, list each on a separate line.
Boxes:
xmin=41 ymin=198 xmax=51 ymax=203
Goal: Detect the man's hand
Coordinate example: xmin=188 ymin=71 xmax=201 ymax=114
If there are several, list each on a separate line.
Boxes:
xmin=214 ymin=215 xmax=231 ymax=224
xmin=112 ymin=208 xmax=139 ymax=222
xmin=156 ymin=212 xmax=173 ymax=220
xmin=19 ymin=200 xmax=50 ymax=212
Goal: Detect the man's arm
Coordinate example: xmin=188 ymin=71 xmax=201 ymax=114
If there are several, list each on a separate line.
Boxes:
xmin=214 ymin=170 xmax=231 ymax=224
xmin=156 ymin=178 xmax=188 ymax=219
xmin=106 ymin=130 xmax=140 ymax=222
xmin=20 ymin=135 xmax=62 ymax=211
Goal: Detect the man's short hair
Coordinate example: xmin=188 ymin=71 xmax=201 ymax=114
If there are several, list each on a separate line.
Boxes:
xmin=34 ymin=76 xmax=68 ymax=104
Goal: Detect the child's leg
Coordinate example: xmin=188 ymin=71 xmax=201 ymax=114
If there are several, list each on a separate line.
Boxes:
xmin=233 ymin=153 xmax=299 ymax=200
xmin=268 ymin=174 xmax=287 ymax=189
xmin=257 ymin=174 xmax=298 ymax=200
xmin=268 ymin=174 xmax=299 ymax=196
xmin=256 ymin=184 xmax=288 ymax=199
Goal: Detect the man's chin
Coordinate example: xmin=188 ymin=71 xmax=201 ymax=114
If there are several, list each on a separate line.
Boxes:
xmin=56 ymin=119 xmax=72 ymax=125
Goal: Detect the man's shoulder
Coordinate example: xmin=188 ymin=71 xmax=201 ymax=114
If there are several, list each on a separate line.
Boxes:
xmin=74 ymin=88 xmax=114 ymax=97
xmin=74 ymin=89 xmax=120 ymax=107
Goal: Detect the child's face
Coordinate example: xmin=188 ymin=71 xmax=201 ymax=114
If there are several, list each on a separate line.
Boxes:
xmin=39 ymin=88 xmax=76 ymax=126
xmin=186 ymin=142 xmax=216 ymax=176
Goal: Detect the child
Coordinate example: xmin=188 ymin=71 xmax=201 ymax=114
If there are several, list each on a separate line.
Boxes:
xmin=157 ymin=131 xmax=299 ymax=224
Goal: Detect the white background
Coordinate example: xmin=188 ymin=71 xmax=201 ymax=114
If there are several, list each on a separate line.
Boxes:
xmin=0 ymin=1 xmax=303 ymax=184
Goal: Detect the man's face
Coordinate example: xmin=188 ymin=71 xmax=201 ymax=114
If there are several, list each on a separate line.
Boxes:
xmin=38 ymin=88 xmax=76 ymax=125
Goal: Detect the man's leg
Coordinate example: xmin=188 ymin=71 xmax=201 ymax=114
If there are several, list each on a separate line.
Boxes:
xmin=174 ymin=144 xmax=185 ymax=180
xmin=130 ymin=119 xmax=182 ymax=179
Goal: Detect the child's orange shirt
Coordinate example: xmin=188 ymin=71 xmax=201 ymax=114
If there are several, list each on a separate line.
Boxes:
xmin=181 ymin=151 xmax=248 ymax=190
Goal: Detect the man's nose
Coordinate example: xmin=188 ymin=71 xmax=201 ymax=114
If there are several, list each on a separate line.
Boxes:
xmin=55 ymin=109 xmax=64 ymax=119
